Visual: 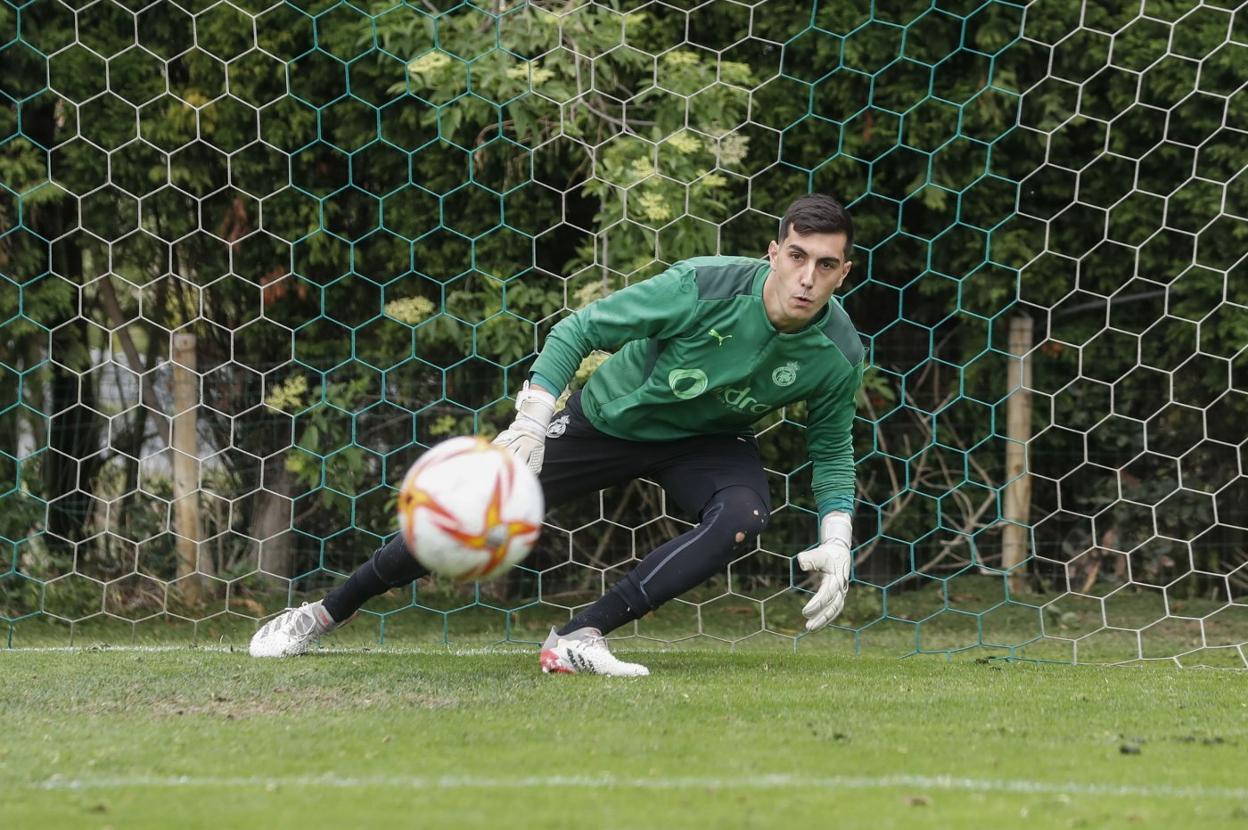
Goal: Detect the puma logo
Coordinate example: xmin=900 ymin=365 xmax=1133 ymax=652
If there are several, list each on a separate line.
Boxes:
xmin=708 ymin=328 xmax=732 ymax=346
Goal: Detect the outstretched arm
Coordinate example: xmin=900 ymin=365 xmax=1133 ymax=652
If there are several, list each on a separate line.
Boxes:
xmin=495 ymin=263 xmax=701 ymax=473
xmin=529 ymin=263 xmax=701 ymax=394
xmin=797 ymin=362 xmax=863 ymax=630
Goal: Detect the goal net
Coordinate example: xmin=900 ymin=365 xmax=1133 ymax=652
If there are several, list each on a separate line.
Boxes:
xmin=1 ymin=0 xmax=1245 ymax=665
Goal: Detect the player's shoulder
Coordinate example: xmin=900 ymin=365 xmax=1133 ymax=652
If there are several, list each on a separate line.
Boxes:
xmin=678 ymin=255 xmax=768 ymax=301
xmin=818 ymin=296 xmax=865 ymax=367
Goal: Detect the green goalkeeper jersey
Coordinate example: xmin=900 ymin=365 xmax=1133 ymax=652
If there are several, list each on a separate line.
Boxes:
xmin=530 ymin=255 xmax=865 ymax=518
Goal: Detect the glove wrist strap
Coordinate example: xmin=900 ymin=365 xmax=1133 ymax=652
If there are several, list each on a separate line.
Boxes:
xmin=819 ymin=511 xmax=853 ymax=545
xmin=513 ymin=380 xmax=556 ymax=435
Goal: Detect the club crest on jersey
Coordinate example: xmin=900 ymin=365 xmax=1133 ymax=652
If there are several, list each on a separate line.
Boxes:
xmin=772 ymin=361 xmax=799 ymax=387
xmin=668 ymin=368 xmax=709 ymax=400
xmin=547 ymin=413 xmax=569 ymax=438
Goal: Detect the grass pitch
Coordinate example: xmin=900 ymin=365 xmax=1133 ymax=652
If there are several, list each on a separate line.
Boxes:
xmin=2 ymin=648 xmax=1245 ymax=829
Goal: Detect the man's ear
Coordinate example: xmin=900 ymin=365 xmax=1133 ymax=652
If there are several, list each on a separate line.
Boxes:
xmin=767 ymin=239 xmax=778 ymax=265
xmin=834 ymin=261 xmax=852 ymax=291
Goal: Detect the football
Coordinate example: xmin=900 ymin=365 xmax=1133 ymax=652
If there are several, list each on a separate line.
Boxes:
xmin=397 ymin=435 xmax=544 ymax=580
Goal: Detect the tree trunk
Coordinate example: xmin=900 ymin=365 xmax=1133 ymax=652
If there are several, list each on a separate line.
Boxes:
xmin=252 ymin=464 xmax=294 ymax=577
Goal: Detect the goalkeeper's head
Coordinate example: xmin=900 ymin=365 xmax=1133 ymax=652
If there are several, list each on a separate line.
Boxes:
xmin=764 ymin=193 xmax=854 ymax=332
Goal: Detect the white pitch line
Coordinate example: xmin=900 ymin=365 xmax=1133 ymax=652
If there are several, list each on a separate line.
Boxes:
xmin=24 ymin=773 xmax=1248 ymax=800
xmin=1 ymin=645 xmax=535 ymax=655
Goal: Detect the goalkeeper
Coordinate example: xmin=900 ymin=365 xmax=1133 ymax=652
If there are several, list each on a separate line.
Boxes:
xmin=250 ymin=193 xmax=864 ymax=676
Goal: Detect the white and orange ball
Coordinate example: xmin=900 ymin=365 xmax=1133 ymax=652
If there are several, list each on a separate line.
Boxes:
xmin=397 ymin=436 xmax=544 ymax=581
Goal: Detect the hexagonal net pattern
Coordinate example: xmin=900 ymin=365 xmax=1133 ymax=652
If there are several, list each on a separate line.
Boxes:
xmin=1 ymin=0 xmax=1245 ymax=665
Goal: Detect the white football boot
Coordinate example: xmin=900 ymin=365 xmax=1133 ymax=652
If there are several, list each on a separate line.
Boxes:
xmin=249 ymin=600 xmax=341 ymax=658
xmin=539 ymin=626 xmax=650 ymax=677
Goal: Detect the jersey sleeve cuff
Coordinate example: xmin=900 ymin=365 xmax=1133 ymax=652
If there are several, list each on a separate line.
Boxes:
xmin=529 ymin=372 xmax=561 ymax=396
xmin=817 ymin=497 xmax=855 ymax=521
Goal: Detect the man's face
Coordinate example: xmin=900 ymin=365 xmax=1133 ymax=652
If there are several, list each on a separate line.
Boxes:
xmin=763 ymin=229 xmax=852 ymax=331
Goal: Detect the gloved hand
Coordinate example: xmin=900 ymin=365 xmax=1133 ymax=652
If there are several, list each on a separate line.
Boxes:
xmin=797 ymin=512 xmax=853 ymax=631
xmin=492 ymin=380 xmax=557 ymax=475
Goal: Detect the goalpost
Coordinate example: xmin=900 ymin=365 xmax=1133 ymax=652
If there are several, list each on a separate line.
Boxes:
xmin=1 ymin=0 xmax=1244 ymax=666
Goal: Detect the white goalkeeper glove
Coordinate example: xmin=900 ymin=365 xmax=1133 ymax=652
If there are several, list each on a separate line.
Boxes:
xmin=492 ymin=380 xmax=557 ymax=475
xmin=797 ymin=512 xmax=853 ymax=631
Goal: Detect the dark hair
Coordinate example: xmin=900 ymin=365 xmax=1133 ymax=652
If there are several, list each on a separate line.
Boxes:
xmin=779 ymin=193 xmax=854 ymax=258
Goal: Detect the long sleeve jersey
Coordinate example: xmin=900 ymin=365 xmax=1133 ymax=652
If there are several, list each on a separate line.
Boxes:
xmin=530 ymin=256 xmax=865 ymax=517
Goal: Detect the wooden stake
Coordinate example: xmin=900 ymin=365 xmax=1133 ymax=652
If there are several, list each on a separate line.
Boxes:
xmin=172 ymin=332 xmax=205 ymax=604
xmin=1002 ymin=315 xmax=1034 ymax=594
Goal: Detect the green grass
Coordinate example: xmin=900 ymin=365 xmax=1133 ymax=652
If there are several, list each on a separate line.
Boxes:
xmin=7 ymin=574 xmax=1245 ymax=668
xmin=2 ymin=649 xmax=1246 ymax=829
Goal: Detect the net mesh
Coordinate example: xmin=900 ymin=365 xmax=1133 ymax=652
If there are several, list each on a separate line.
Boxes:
xmin=1 ymin=0 xmax=1246 ymax=665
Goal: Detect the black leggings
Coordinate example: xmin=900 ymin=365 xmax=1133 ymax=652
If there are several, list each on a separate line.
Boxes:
xmin=323 ymin=392 xmax=770 ymax=633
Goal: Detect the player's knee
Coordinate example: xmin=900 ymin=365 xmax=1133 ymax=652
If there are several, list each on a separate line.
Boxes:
xmin=707 ymin=487 xmax=769 ymax=554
